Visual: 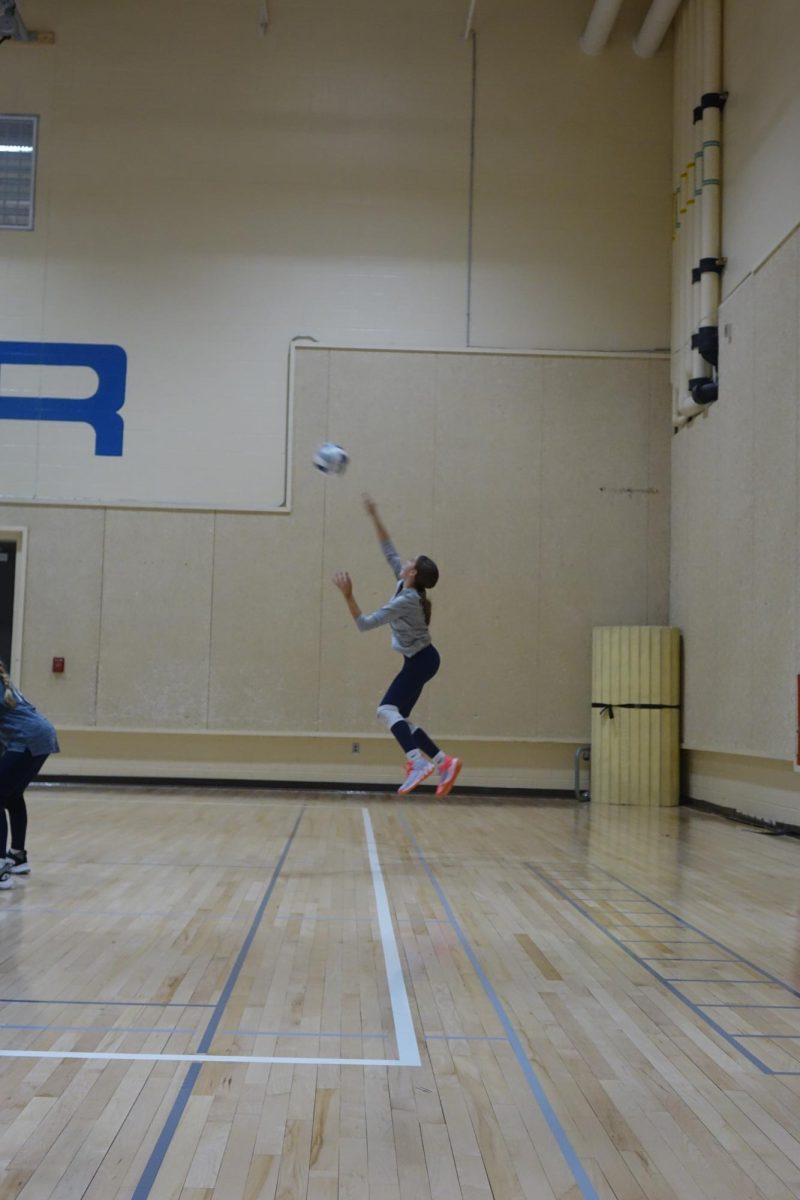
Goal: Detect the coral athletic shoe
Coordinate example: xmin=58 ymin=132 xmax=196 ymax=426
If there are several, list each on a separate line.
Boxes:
xmin=398 ymin=758 xmax=436 ymax=795
xmin=435 ymin=756 xmax=462 ymax=798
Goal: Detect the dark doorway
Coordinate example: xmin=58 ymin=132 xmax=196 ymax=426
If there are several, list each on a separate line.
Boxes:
xmin=0 ymin=540 xmax=17 ymax=668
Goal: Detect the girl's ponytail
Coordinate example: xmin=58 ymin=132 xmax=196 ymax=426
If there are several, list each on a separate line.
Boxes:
xmin=413 ymin=555 xmax=439 ymax=627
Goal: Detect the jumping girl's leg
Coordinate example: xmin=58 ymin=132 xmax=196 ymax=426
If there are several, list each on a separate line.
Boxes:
xmin=377 ymin=646 xmax=441 ymax=793
xmin=408 ymin=724 xmax=441 ymax=759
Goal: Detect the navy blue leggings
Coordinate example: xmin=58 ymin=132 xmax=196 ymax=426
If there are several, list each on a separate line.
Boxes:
xmin=0 ymin=749 xmax=48 ymax=852
xmin=380 ymin=644 xmax=441 ymax=756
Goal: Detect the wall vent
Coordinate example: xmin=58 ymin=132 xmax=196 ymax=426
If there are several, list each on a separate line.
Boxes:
xmin=0 ymin=115 xmax=38 ymax=230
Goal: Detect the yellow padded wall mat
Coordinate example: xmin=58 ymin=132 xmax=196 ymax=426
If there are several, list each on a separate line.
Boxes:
xmin=591 ymin=626 xmax=681 ymax=806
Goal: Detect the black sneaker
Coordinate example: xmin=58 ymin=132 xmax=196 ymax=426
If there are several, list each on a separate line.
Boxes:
xmin=6 ymin=850 xmax=29 ymax=875
xmin=0 ymin=867 xmax=12 ymax=891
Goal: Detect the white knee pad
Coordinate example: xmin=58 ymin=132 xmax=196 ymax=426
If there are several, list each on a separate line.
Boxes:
xmin=377 ymin=704 xmax=404 ymax=732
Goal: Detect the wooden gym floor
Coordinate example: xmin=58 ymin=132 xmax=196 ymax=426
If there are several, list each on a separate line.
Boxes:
xmin=1 ymin=786 xmax=800 ymax=1200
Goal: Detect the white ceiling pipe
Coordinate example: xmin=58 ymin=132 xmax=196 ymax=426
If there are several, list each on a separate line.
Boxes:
xmin=633 ymin=0 xmax=685 ymax=58
xmin=579 ymin=0 xmax=626 ymax=54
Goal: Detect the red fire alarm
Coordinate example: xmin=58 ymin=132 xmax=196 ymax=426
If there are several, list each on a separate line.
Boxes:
xmin=52 ymin=657 xmax=65 ymax=674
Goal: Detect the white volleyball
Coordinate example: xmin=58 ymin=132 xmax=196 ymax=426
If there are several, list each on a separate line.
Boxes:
xmin=313 ymin=442 xmax=349 ymax=476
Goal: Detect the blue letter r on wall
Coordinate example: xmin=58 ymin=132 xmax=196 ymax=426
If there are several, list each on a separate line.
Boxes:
xmin=0 ymin=341 xmax=127 ymax=457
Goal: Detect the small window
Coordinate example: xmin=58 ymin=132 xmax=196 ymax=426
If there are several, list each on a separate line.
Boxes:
xmin=0 ymin=115 xmax=38 ymax=230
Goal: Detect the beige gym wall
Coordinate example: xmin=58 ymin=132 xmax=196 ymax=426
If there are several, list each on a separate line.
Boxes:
xmin=670 ymin=0 xmax=800 ymax=824
xmin=720 ymin=0 xmax=800 ymax=297
xmin=0 ymin=0 xmax=674 ymax=785
xmin=2 ymin=348 xmax=670 ymax=786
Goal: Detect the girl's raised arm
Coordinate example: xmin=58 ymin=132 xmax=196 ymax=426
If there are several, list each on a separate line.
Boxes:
xmin=363 ymin=494 xmax=390 ymax=543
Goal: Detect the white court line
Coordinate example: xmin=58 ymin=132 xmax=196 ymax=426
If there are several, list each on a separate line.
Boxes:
xmin=0 ymin=806 xmax=420 ymax=1069
xmin=362 ymin=807 xmax=420 ymax=1066
xmin=0 ymin=1050 xmax=403 ymax=1065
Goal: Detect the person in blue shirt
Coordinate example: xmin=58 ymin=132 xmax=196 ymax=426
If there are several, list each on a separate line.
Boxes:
xmin=333 ymin=495 xmax=462 ymax=796
xmin=0 ymin=660 xmax=59 ymax=890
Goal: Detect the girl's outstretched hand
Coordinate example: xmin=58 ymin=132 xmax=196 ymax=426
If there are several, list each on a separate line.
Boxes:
xmin=363 ymin=493 xmax=390 ymax=542
xmin=333 ymin=571 xmax=353 ymax=598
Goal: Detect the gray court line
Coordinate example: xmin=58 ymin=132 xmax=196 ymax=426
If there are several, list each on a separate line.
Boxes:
xmin=0 ymin=808 xmax=414 ymax=1068
xmin=0 ymin=1023 xmax=503 ymax=1043
xmin=272 ymin=913 xmax=375 ymax=922
xmin=273 ymin=914 xmax=451 ymax=924
xmin=129 ymin=807 xmax=306 ymax=1200
xmin=641 ymin=957 xmax=734 ymax=962
xmin=27 ymin=859 xmax=273 ymax=869
xmin=620 ymin=938 xmax=709 ymax=944
xmin=400 ymin=815 xmax=599 ymax=1200
xmin=525 ymin=863 xmax=780 ymax=1075
xmin=665 ymin=978 xmax=769 ymax=983
xmin=0 ymin=1023 xmax=193 ymax=1034
xmin=0 ymin=906 xmax=246 ymax=920
xmin=31 ymin=792 xmax=304 ymax=809
xmin=601 ymin=921 xmax=685 ymax=928
xmin=595 ymin=865 xmax=800 ymax=1001
xmin=699 ymin=1004 xmax=800 ymax=1010
xmin=221 ymin=1028 xmax=386 ymax=1039
xmin=424 ymin=1033 xmax=507 ymax=1042
xmin=0 ymin=997 xmax=215 ymax=1009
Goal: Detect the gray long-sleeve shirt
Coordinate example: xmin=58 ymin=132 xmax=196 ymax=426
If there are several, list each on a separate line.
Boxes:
xmin=355 ymin=539 xmax=431 ymax=656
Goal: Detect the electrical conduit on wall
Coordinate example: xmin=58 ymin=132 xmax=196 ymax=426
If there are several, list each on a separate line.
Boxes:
xmin=672 ymin=0 xmax=724 ymax=426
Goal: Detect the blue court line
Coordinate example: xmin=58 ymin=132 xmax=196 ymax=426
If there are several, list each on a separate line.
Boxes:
xmin=0 ymin=1024 xmax=193 ymax=1034
xmin=620 ymin=938 xmax=709 ymax=944
xmin=131 ymin=807 xmax=304 ymax=1200
xmin=396 ymin=916 xmax=452 ymax=924
xmin=31 ymin=859 xmax=271 ymax=870
xmin=618 ymin=931 xmax=705 ymax=940
xmin=594 ymin=866 xmax=800 ymax=1003
xmin=222 ymin=1028 xmax=386 ymax=1039
xmin=582 ymin=904 xmax=651 ymax=910
xmin=699 ymin=1004 xmax=800 ymax=1010
xmin=424 ymin=1034 xmax=507 ymax=1042
xmin=568 ymin=888 xmax=638 ymax=897
xmin=603 ymin=922 xmax=685 ymax=928
xmin=273 ymin=914 xmax=375 ymax=922
xmin=273 ymin=915 xmax=454 ymax=926
xmin=667 ymin=978 xmax=767 ymax=984
xmin=0 ymin=997 xmax=215 ymax=1009
xmin=0 ymin=907 xmax=245 ymax=921
xmin=525 ymin=864 xmax=773 ymax=1075
xmin=400 ymin=816 xmax=599 ymax=1200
